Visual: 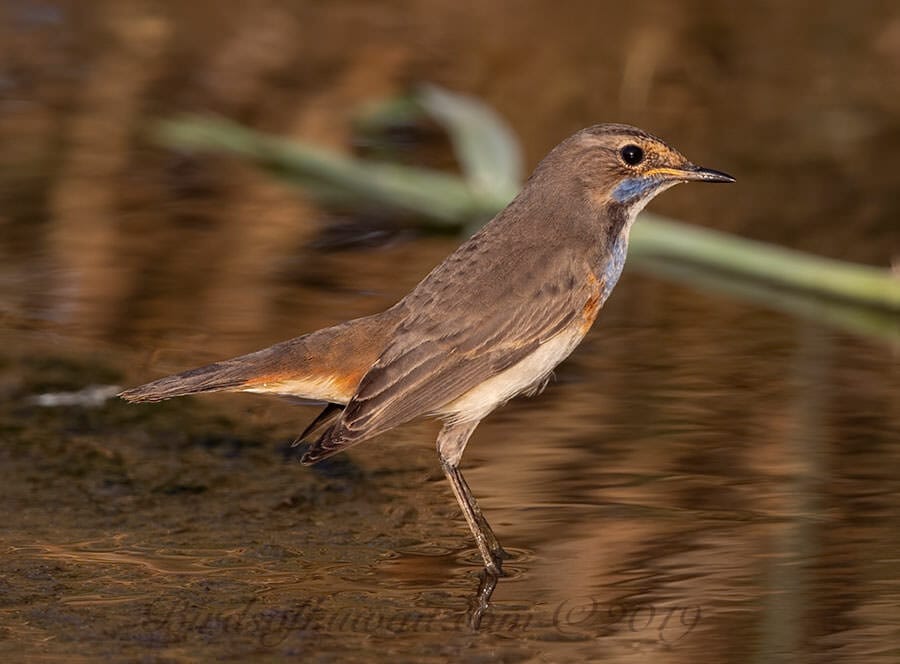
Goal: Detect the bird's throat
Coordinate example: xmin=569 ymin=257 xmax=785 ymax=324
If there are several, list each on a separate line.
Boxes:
xmin=611 ymin=176 xmax=659 ymax=204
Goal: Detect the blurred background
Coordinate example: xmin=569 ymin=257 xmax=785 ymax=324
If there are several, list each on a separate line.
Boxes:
xmin=1 ymin=1 xmax=898 ymax=661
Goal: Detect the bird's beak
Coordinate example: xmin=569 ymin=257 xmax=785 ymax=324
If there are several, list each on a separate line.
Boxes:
xmin=643 ymin=164 xmax=735 ymax=184
xmin=678 ymin=163 xmax=735 ymax=183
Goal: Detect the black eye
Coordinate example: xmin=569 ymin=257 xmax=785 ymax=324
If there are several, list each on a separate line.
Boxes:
xmin=620 ymin=144 xmax=644 ymax=166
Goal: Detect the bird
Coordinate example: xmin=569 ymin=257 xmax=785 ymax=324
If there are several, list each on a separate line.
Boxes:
xmin=120 ymin=123 xmax=734 ymax=578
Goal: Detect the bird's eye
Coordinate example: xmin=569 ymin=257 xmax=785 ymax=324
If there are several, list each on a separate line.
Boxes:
xmin=620 ymin=144 xmax=644 ymax=166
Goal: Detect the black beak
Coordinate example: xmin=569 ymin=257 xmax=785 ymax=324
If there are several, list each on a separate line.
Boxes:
xmin=683 ymin=164 xmax=735 ymax=183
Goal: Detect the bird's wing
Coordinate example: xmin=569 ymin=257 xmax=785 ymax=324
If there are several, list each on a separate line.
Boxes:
xmin=301 ymin=241 xmax=601 ymax=463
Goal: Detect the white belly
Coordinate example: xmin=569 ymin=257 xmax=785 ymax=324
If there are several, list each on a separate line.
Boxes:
xmin=439 ymin=328 xmax=585 ymax=424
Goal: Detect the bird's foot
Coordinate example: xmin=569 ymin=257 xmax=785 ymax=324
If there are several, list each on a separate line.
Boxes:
xmin=468 ymin=568 xmax=500 ymax=630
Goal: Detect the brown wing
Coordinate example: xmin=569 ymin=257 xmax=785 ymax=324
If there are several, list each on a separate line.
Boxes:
xmin=301 ymin=238 xmax=598 ymax=464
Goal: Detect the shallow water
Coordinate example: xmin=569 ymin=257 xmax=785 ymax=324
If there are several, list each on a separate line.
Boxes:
xmin=3 ymin=251 xmax=899 ymax=661
xmin=2 ymin=1 xmax=900 ymax=661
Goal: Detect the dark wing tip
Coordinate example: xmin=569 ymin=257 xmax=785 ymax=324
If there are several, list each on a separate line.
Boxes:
xmin=299 ymin=449 xmax=323 ymax=465
xmin=299 ymin=420 xmax=356 ymax=465
xmin=291 ymin=403 xmax=344 ymax=449
xmin=299 ymin=442 xmax=337 ymax=465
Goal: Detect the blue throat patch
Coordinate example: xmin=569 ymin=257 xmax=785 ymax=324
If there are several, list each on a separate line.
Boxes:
xmin=611 ymin=177 xmax=658 ymax=204
xmin=599 ymin=232 xmax=629 ymax=302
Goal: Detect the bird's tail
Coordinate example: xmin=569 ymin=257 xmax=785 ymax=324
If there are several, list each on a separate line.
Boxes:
xmin=118 ymin=357 xmax=262 ymax=403
xmin=119 ymin=309 xmax=400 ymax=405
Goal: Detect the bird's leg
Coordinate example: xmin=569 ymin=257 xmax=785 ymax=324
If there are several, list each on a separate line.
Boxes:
xmin=452 ymin=463 xmax=508 ymax=560
xmin=437 ymin=422 xmax=507 ymax=577
xmin=441 ymin=462 xmax=506 ymax=575
xmin=469 ymin=569 xmax=499 ymax=629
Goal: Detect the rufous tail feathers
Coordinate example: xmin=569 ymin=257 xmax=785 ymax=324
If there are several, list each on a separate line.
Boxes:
xmin=119 ymin=310 xmax=400 ymax=405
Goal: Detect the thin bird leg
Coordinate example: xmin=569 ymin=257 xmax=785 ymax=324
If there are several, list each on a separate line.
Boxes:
xmin=440 ymin=461 xmax=505 ymax=576
xmin=452 ymin=463 xmax=508 ymax=561
xmin=437 ymin=421 xmax=507 ymax=576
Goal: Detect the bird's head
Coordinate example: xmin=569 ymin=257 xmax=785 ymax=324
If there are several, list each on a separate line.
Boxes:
xmin=538 ymin=123 xmax=734 ymax=222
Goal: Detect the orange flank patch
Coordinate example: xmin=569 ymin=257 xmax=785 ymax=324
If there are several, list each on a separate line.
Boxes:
xmin=239 ymin=368 xmax=363 ymax=404
xmin=580 ymin=273 xmax=605 ymax=334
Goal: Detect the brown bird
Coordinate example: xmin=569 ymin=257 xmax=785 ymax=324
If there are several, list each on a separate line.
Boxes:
xmin=121 ymin=123 xmax=733 ymax=577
